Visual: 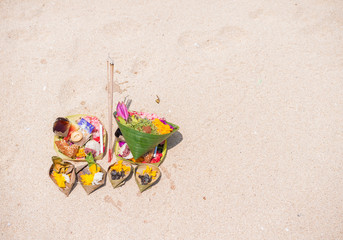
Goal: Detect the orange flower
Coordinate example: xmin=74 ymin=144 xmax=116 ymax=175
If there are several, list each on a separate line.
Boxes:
xmin=152 ymin=119 xmax=172 ymax=135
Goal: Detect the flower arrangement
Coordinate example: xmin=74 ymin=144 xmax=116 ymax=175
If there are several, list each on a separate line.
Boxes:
xmin=135 ymin=164 xmax=161 ymax=192
xmin=52 ymin=169 xmax=71 ymax=188
xmin=108 ymin=160 xmax=132 ymax=188
xmin=116 ymin=102 xmax=174 ymax=135
xmin=49 ymin=156 xmax=76 ymax=196
xmin=77 ymin=153 xmax=106 ymax=194
xmin=80 ymin=153 xmax=104 ymax=186
xmin=110 ymin=160 xmax=131 ymax=180
xmin=114 ymin=101 xmax=179 ymax=159
xmin=138 ymin=165 xmax=157 ymax=185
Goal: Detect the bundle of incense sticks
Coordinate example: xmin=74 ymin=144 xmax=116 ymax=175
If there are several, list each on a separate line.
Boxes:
xmin=107 ymin=58 xmax=114 ymax=163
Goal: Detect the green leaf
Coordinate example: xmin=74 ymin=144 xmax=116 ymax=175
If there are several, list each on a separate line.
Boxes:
xmin=118 ymin=116 xmax=126 ymax=125
xmin=85 ymin=153 xmax=95 ymax=167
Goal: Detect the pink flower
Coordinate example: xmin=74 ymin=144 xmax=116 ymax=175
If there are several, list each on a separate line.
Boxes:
xmin=116 ymin=102 xmax=129 ymax=120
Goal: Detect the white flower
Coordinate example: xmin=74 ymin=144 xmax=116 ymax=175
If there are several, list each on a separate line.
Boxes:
xmin=92 ymin=172 xmax=103 ymax=185
xmin=62 ymin=174 xmax=70 ymax=183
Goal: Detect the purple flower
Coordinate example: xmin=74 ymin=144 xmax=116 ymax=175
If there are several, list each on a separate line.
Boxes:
xmin=160 ymin=119 xmax=174 ymax=130
xmin=116 ymin=102 xmax=129 ymax=120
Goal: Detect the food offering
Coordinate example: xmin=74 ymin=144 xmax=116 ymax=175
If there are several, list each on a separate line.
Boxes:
xmin=114 ymin=136 xmax=167 ymax=166
xmin=108 ymin=160 xmax=132 ymax=188
xmin=53 ymin=114 xmax=107 ymax=161
xmin=113 ymin=101 xmax=179 ymax=159
xmin=77 ymin=153 xmax=106 ymax=195
xmin=135 ymin=164 xmax=161 ymax=192
xmin=49 ymin=156 xmax=76 ymax=196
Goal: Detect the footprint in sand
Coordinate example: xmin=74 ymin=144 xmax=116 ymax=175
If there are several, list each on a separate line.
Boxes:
xmin=104 ymin=195 xmax=122 ymax=211
xmin=160 ymin=166 xmax=176 ymax=190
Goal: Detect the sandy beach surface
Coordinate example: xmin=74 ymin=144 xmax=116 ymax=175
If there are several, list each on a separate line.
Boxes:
xmin=1 ymin=0 xmax=343 ymax=239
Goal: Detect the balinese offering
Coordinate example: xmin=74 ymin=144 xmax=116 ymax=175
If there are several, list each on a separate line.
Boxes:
xmin=77 ymin=153 xmax=106 ymax=194
xmin=49 ymin=156 xmax=76 ymax=196
xmin=108 ymin=160 xmax=132 ymax=188
xmin=114 ymin=101 xmax=179 ymax=159
xmin=53 ymin=114 xmax=107 ymax=161
xmin=115 ymin=137 xmax=167 ymax=166
xmin=135 ymin=164 xmax=161 ymax=192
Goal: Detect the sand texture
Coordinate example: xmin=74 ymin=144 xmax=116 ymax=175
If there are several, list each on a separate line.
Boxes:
xmin=1 ymin=0 xmax=343 ymax=239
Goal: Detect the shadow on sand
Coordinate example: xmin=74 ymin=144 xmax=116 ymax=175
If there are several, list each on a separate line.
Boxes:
xmin=167 ymin=131 xmax=183 ymax=150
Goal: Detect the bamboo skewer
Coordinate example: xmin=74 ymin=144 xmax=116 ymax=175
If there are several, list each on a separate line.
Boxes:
xmin=107 ymin=57 xmax=114 ymax=163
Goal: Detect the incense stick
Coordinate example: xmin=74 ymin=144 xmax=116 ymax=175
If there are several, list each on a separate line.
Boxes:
xmin=99 ymin=125 xmax=103 ymax=154
xmin=107 ymin=58 xmax=114 ymax=162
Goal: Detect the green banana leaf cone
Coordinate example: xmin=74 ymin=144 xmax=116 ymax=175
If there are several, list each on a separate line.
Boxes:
xmin=114 ymin=112 xmax=179 ymax=159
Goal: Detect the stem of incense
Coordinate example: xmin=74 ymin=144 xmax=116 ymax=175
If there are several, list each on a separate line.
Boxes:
xmin=108 ymin=58 xmax=114 ymax=162
xmin=99 ymin=125 xmax=103 ymax=154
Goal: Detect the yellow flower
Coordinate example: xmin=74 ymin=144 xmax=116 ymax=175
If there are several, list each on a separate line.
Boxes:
xmin=53 ymin=171 xmax=66 ymax=188
xmin=142 ymin=166 xmax=151 ymax=175
xmin=123 ymin=166 xmax=130 ymax=173
xmin=142 ymin=166 xmax=157 ymax=179
xmin=76 ymin=148 xmax=86 ymax=158
xmin=89 ymin=164 xmax=100 ymax=175
xmin=111 ymin=160 xmax=131 ymax=174
xmin=80 ymin=164 xmax=100 ymax=185
xmin=152 ymin=119 xmax=172 ymax=134
xmin=81 ymin=174 xmax=94 ymax=185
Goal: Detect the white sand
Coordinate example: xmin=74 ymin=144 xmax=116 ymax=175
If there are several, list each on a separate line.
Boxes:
xmin=1 ymin=0 xmax=343 ymax=239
